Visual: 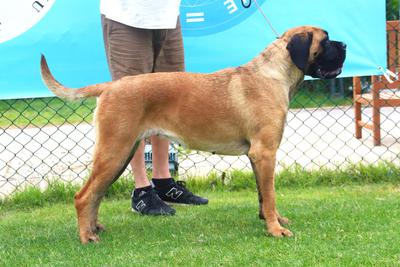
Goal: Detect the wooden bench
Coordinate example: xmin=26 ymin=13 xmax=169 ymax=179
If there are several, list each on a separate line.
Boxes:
xmin=353 ymin=20 xmax=400 ymax=146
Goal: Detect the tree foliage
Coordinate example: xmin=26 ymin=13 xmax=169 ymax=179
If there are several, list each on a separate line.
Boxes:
xmin=387 ymin=0 xmax=399 ymax=20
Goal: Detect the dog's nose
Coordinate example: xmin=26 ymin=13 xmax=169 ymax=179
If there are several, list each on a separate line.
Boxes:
xmin=341 ymin=42 xmax=347 ymax=49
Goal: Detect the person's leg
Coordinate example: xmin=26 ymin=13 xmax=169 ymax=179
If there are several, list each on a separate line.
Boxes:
xmin=151 ymin=19 xmax=208 ymax=205
xmin=153 ymin=18 xmax=185 ymax=72
xmin=141 ymin=25 xmax=173 ymax=181
xmin=151 ymin=18 xmax=185 ymax=181
xmin=129 ymin=141 xmax=149 ymax=187
xmin=101 ymin=15 xmax=175 ymax=215
xmin=102 ymin=16 xmax=153 ymax=187
xmin=151 ymin=136 xmax=171 ymax=178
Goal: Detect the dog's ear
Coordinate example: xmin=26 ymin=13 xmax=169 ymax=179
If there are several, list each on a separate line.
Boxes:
xmin=286 ymin=32 xmax=313 ymax=72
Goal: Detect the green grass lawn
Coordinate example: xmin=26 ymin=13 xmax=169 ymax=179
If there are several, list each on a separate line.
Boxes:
xmin=290 ymin=89 xmax=352 ymax=109
xmin=0 ymin=97 xmax=95 ymax=128
xmin=1 ymin=184 xmax=399 ymax=266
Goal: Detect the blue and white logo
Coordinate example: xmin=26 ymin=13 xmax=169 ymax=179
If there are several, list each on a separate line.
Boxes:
xmin=0 ymin=0 xmax=55 ymax=43
xmin=181 ymin=0 xmax=266 ymax=36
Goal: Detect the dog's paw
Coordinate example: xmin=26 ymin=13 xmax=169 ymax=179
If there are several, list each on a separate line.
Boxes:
xmin=267 ymin=226 xmax=293 ymax=238
xmin=259 ymin=213 xmax=290 ymax=226
xmin=277 ymin=216 xmax=290 ymax=226
xmin=80 ymin=231 xmax=101 ymax=244
xmin=94 ymin=223 xmax=106 ymax=233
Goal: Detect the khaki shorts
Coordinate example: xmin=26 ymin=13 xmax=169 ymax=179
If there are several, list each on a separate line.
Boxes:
xmin=101 ymin=15 xmax=185 ymax=80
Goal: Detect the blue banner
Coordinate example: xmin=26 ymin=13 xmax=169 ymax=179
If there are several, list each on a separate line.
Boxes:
xmin=0 ymin=0 xmax=387 ymax=99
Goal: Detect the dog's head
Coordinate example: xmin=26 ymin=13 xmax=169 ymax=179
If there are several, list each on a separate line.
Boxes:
xmin=283 ymin=26 xmax=346 ymax=79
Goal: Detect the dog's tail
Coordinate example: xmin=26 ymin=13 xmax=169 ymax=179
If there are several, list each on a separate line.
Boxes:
xmin=40 ymin=54 xmax=104 ymax=100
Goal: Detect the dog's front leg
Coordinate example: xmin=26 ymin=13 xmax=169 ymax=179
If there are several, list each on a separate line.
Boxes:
xmin=251 ymin=161 xmax=290 ymax=226
xmin=249 ymin=140 xmax=292 ymax=237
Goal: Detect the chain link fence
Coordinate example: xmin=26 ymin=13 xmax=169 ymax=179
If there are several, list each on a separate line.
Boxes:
xmin=1 ymin=22 xmax=400 ymax=198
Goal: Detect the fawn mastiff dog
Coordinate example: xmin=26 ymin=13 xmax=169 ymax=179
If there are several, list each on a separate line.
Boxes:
xmin=41 ymin=26 xmax=346 ymax=244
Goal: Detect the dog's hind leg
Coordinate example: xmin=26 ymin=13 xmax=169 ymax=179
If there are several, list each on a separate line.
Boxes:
xmin=74 ymin=127 xmax=141 ymax=244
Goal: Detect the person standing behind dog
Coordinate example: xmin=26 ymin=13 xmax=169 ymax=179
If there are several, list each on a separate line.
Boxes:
xmin=100 ymin=0 xmax=208 ymax=215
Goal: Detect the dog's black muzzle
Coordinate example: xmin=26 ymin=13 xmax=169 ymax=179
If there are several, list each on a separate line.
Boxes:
xmin=307 ymin=40 xmax=347 ymax=79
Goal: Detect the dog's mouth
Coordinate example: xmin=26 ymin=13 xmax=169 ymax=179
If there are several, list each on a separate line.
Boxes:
xmin=307 ymin=63 xmax=343 ymax=79
xmin=316 ymin=65 xmax=343 ymax=79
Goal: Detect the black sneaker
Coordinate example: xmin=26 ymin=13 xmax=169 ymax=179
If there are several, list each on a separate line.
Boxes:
xmin=154 ymin=179 xmax=208 ymax=205
xmin=131 ymin=189 xmax=176 ymax=216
